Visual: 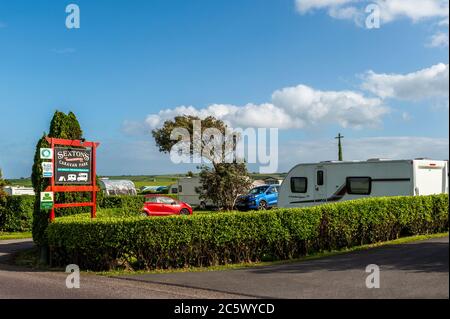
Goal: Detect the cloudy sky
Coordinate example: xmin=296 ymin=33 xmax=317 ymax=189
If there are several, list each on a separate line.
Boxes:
xmin=0 ymin=0 xmax=448 ymax=178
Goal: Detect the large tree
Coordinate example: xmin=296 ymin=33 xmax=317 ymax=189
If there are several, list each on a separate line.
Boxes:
xmin=152 ymin=115 xmax=252 ymax=210
xmin=198 ymin=163 xmax=251 ymax=210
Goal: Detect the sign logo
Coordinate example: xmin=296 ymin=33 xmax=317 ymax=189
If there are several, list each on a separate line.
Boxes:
xmin=40 ymin=191 xmax=54 ymax=210
xmin=55 ymin=147 xmax=92 ymax=185
xmin=40 ymin=148 xmax=53 ymax=160
xmin=41 ymin=162 xmax=53 ymax=178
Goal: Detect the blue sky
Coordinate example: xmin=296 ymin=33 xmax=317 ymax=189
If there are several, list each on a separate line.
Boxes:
xmin=0 ymin=0 xmax=448 ymax=178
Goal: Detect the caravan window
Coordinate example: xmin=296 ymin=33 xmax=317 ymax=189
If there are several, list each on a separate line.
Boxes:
xmin=317 ymin=170 xmax=324 ymax=186
xmin=291 ymin=177 xmax=307 ymax=193
xmin=347 ymin=177 xmax=371 ymax=195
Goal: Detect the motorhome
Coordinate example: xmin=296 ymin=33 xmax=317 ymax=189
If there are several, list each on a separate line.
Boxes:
xmin=169 ymin=177 xmax=212 ymax=209
xmin=278 ymin=159 xmax=448 ymax=208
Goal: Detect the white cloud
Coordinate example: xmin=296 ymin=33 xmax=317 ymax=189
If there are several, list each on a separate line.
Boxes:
xmin=375 ymin=0 xmax=449 ymax=23
xmin=295 ymin=0 xmax=354 ymax=13
xmin=361 ymin=63 xmax=449 ymax=100
xmin=280 ymin=136 xmax=449 ymax=168
xmin=296 ymin=0 xmax=449 ymax=22
xmin=142 ymin=84 xmax=388 ymax=130
xmin=427 ymin=32 xmax=449 ymax=47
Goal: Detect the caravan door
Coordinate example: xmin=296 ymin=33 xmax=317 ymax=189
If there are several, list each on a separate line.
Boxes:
xmin=314 ymin=168 xmax=327 ymax=203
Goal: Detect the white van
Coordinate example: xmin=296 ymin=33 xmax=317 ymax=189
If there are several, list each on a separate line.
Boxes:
xmin=278 ymin=159 xmax=448 ymax=208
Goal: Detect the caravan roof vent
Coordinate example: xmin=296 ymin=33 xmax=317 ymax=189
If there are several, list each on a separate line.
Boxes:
xmin=415 ymin=157 xmax=431 ymax=160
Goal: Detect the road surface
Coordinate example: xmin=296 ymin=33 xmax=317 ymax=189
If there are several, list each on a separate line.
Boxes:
xmin=0 ymin=236 xmax=448 ymax=298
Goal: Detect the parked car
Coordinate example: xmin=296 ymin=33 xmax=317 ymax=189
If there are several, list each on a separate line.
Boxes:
xmin=235 ymin=185 xmax=280 ymax=211
xmin=142 ymin=195 xmax=193 ymax=216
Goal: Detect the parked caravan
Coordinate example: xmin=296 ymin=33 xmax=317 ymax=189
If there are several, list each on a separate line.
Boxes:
xmin=278 ymin=159 xmax=448 ymax=208
xmin=3 ymin=186 xmax=35 ymax=196
xmin=169 ymin=177 xmax=212 ymax=209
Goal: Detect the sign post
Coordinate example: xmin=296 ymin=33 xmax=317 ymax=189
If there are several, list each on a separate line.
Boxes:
xmin=44 ymin=137 xmax=100 ymax=221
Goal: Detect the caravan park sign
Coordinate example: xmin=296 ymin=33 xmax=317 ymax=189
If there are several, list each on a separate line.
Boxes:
xmin=43 ymin=137 xmax=100 ymax=221
xmin=55 ymin=147 xmax=92 ymax=184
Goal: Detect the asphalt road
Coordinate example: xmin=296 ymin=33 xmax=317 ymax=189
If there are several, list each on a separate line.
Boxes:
xmin=0 ymin=236 xmax=448 ymax=299
xmin=120 ymin=236 xmax=449 ymax=299
xmin=0 ymin=239 xmax=244 ymax=299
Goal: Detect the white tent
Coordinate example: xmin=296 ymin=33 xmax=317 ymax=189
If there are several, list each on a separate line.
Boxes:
xmin=99 ymin=179 xmax=137 ymax=196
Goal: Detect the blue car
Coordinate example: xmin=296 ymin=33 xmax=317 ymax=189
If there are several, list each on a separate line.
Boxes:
xmin=235 ymin=185 xmax=280 ymax=211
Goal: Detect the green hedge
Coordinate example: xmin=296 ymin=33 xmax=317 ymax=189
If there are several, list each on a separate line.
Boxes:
xmin=47 ymin=195 xmax=449 ymax=271
xmin=1 ymin=195 xmax=150 ymax=233
xmin=0 ymin=195 xmax=35 ymax=232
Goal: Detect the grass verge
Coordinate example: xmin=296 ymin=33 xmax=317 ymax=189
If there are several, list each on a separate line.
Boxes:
xmin=0 ymin=232 xmax=32 ymax=240
xmin=96 ymin=232 xmax=449 ymax=277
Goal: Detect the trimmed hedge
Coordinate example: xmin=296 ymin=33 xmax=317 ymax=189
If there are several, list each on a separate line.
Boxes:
xmin=0 ymin=195 xmax=35 ymax=232
xmin=1 ymin=195 xmax=150 ymax=233
xmin=47 ymin=195 xmax=449 ymax=271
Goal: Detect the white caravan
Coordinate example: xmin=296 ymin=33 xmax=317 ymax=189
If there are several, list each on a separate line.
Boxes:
xmin=169 ymin=177 xmax=212 ymax=209
xmin=278 ymin=159 xmax=448 ymax=208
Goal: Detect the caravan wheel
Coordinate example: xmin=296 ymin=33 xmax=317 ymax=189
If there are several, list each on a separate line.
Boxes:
xmin=199 ymin=201 xmax=207 ymax=210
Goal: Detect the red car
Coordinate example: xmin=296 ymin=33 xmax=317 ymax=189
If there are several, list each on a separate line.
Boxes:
xmin=142 ymin=195 xmax=193 ymax=216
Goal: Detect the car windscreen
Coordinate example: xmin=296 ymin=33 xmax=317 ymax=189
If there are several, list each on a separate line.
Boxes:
xmin=248 ymin=186 xmax=269 ymax=195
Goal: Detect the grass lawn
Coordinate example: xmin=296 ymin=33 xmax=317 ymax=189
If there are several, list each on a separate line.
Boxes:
xmin=0 ymin=231 xmax=32 ymax=240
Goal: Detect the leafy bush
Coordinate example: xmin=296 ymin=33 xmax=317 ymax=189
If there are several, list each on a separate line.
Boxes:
xmin=97 ymin=196 xmax=144 ymax=213
xmin=0 ymin=193 xmax=176 ymax=233
xmin=47 ymin=194 xmax=449 ymax=271
xmin=0 ymin=195 xmax=34 ymax=232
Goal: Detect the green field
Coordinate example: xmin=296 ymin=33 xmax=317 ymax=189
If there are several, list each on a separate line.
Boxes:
xmin=6 ymin=173 xmax=286 ymax=189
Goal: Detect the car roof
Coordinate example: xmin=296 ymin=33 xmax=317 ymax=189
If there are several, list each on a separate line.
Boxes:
xmin=144 ymin=194 xmax=172 ymax=198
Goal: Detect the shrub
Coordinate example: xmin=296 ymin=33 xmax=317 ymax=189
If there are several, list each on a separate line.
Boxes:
xmin=47 ymin=194 xmax=449 ymax=271
xmin=0 ymin=195 xmax=35 ymax=232
xmin=97 ymin=195 xmax=144 ymax=213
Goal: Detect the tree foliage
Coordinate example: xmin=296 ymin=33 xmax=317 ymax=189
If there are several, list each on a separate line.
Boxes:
xmin=199 ymin=163 xmax=252 ymax=210
xmin=152 ymin=115 xmax=251 ymax=210
xmin=31 ymin=111 xmax=89 ymax=246
xmin=0 ymin=169 xmax=7 ymax=202
xmin=152 ymin=115 xmax=226 ymax=156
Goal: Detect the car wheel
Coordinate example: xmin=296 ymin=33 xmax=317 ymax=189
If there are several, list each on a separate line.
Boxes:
xmin=258 ymin=200 xmax=267 ymax=210
xmin=141 ymin=212 xmax=149 ymax=217
xmin=180 ymin=208 xmax=190 ymax=215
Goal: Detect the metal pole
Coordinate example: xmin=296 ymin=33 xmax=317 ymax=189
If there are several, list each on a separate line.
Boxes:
xmin=50 ymin=138 xmax=55 ymax=221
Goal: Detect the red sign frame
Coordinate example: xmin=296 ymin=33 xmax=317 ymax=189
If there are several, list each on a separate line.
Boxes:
xmin=44 ymin=137 xmax=100 ymax=221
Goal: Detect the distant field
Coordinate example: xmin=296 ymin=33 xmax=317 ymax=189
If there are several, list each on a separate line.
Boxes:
xmin=6 ymin=173 xmax=287 ymax=189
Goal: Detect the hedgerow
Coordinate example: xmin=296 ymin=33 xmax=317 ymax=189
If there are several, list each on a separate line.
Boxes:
xmin=0 ymin=195 xmax=34 ymax=232
xmin=47 ymin=194 xmax=449 ymax=271
xmin=0 ymin=195 xmax=149 ymax=233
